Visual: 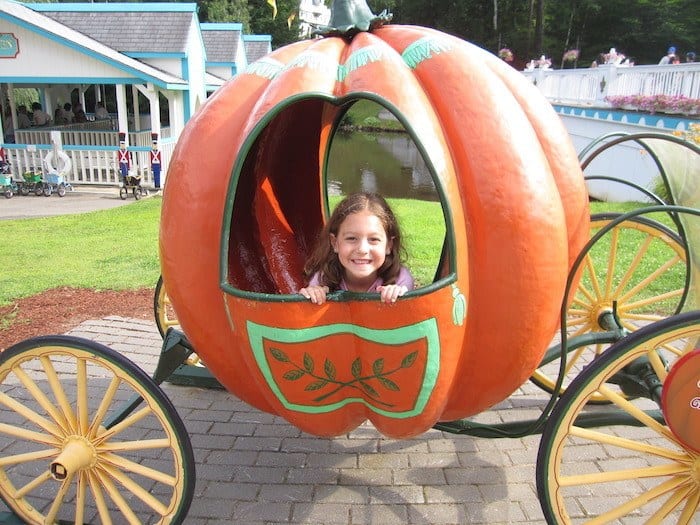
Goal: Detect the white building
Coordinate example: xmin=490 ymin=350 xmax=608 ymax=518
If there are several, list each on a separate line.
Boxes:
xmin=0 ymin=1 xmax=272 ymax=187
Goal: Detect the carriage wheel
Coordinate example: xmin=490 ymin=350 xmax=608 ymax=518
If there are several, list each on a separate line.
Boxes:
xmin=134 ymin=187 xmax=142 ymax=200
xmin=153 ymin=276 xmax=204 ymax=368
xmin=20 ymin=185 xmax=29 ymax=196
xmin=0 ymin=336 xmax=195 ymax=525
xmin=536 ymin=311 xmax=700 ymax=524
xmin=57 ymin=184 xmax=66 ymax=198
xmin=531 ymin=213 xmax=687 ymax=402
xmin=34 ymin=185 xmax=43 ymax=197
xmin=119 ymin=186 xmax=128 ymax=200
xmin=3 ymin=189 xmax=11 ymax=199
xmin=154 ymin=275 xmax=180 ymax=339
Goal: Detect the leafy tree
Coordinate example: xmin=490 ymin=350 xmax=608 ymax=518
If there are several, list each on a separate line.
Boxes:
xmin=199 ymin=0 xmax=251 ymax=27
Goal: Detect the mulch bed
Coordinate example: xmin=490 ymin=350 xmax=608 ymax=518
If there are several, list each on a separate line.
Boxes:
xmin=0 ymin=287 xmax=154 ymax=350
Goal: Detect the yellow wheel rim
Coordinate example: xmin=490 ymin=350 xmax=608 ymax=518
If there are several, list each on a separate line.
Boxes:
xmin=532 ymin=214 xmax=687 ymax=402
xmin=537 ymin=312 xmax=700 ymax=524
xmin=0 ymin=337 xmax=194 ymax=525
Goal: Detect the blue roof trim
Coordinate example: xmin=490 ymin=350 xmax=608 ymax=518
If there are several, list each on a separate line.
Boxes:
xmin=126 ymin=52 xmax=187 ymax=59
xmin=207 ymin=61 xmax=236 ymax=67
xmin=201 ymin=22 xmax=243 ymax=31
xmin=0 ymin=12 xmax=186 ymax=89
xmin=553 ymin=104 xmax=699 ymax=131
xmin=24 ymin=2 xmax=198 ymax=13
xmin=243 ymin=35 xmax=272 ymax=41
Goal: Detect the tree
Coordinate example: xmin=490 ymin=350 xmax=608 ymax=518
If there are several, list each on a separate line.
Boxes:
xmin=199 ymin=0 xmax=251 ymax=27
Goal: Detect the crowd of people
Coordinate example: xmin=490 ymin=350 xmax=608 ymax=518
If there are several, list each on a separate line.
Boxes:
xmin=658 ymin=46 xmax=696 ymax=65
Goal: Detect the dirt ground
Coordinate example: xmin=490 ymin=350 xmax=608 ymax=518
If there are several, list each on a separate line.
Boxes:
xmin=0 ymin=288 xmax=154 ymax=350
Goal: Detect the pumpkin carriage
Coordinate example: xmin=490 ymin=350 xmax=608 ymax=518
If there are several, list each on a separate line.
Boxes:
xmin=1 ymin=1 xmax=699 ymax=523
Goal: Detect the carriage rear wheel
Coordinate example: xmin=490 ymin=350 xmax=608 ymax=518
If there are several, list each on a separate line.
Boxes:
xmin=134 ymin=187 xmax=142 ymax=200
xmin=3 ymin=189 xmax=11 ymax=199
xmin=57 ymin=184 xmax=66 ymax=198
xmin=536 ymin=311 xmax=700 ymax=524
xmin=0 ymin=336 xmax=195 ymax=525
xmin=531 ymin=213 xmax=687 ymax=402
xmin=34 ymin=185 xmax=43 ymax=197
xmin=154 ymin=276 xmax=205 ymax=368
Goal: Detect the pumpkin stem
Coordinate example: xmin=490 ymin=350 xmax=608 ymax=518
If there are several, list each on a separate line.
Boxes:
xmin=316 ymin=0 xmax=392 ymax=38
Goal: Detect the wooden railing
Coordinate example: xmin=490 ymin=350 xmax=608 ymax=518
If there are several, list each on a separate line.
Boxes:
xmin=522 ymin=63 xmax=700 ymax=107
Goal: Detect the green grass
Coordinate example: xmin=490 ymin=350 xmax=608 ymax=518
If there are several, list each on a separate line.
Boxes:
xmin=0 ymin=197 xmax=687 ymax=317
xmin=0 ymin=198 xmax=162 ymax=306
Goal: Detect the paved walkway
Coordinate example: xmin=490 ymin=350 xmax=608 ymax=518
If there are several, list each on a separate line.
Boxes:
xmin=0 ymin=316 xmax=550 ymax=524
xmin=0 ymin=185 xmax=148 ymax=220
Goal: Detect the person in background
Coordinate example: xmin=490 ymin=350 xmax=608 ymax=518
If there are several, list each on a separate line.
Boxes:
xmin=72 ymin=103 xmax=87 ymax=123
xmin=63 ymin=103 xmax=74 ymax=123
xmin=659 ymin=46 xmax=677 ymax=65
xmin=94 ymin=102 xmax=109 ymax=120
xmin=31 ymin=102 xmax=51 ymax=126
xmin=16 ymin=106 xmax=31 ymax=129
xmin=686 ymin=51 xmax=696 ymax=63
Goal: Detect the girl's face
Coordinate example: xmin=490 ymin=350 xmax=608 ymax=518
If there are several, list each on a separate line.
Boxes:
xmin=330 ymin=210 xmax=392 ymax=291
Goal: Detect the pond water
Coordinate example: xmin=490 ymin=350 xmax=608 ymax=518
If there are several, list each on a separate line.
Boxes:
xmin=326 ymin=131 xmax=438 ymax=201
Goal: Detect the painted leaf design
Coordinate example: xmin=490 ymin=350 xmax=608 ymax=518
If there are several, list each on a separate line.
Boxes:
xmin=283 ymin=369 xmax=306 ymax=381
xmin=378 ymin=377 xmax=400 ymax=391
xmin=360 ymin=380 xmax=379 ymax=398
xmin=372 ymin=358 xmax=384 ymax=375
xmin=401 ymin=351 xmax=418 ymax=368
xmin=303 ymin=353 xmax=314 ymax=373
xmin=351 ymin=357 xmax=362 ymax=378
xmin=324 ymin=358 xmax=336 ymax=380
xmin=305 ymin=380 xmax=328 ymax=391
xmin=269 ymin=348 xmax=289 ymax=363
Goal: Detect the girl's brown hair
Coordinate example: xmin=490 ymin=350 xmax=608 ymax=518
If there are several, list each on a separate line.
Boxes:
xmin=303 ymin=192 xmax=406 ymax=291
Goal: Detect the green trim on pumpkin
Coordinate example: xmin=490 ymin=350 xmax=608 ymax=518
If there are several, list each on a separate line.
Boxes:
xmin=337 ymin=45 xmax=384 ymax=81
xmin=247 ymin=318 xmax=441 ymax=417
xmin=402 ymin=37 xmax=453 ymax=69
xmin=245 ymin=58 xmax=283 ymax=80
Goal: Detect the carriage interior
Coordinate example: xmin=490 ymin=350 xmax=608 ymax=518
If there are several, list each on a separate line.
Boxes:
xmin=223 ymin=97 xmax=449 ymax=296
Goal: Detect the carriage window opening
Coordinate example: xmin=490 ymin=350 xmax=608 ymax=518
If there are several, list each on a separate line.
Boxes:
xmin=224 ymin=98 xmax=449 ymax=296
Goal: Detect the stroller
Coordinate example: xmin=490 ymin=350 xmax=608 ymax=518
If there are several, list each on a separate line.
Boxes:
xmin=120 ymin=171 xmax=146 ymax=200
xmin=43 ymin=170 xmax=72 ymax=197
xmin=20 ymin=169 xmax=48 ymax=196
xmin=0 ymin=160 xmax=18 ymax=199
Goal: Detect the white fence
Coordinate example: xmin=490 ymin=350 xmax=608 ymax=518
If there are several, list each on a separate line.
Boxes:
xmin=522 ymin=63 xmax=700 ymax=106
xmin=6 ymin=126 xmax=173 ymax=187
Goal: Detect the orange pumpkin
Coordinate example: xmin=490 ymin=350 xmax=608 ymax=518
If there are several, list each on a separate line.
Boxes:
xmin=160 ymin=1 xmax=589 ymax=438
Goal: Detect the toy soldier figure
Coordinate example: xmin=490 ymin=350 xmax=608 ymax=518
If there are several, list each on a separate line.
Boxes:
xmin=150 ymin=133 xmax=162 ymax=190
xmin=116 ymin=132 xmax=131 ymax=183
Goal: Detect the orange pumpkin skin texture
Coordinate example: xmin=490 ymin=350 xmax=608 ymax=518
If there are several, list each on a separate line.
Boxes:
xmin=160 ymin=25 xmax=589 ymax=437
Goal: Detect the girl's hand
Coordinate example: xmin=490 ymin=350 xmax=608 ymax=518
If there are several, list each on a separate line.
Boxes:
xmin=299 ymin=285 xmax=330 ymax=305
xmin=377 ymin=284 xmax=408 ymax=304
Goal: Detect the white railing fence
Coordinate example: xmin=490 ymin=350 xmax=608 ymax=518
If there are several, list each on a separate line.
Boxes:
xmin=5 ymin=132 xmax=175 ymax=188
xmin=522 ymin=63 xmax=700 ymax=107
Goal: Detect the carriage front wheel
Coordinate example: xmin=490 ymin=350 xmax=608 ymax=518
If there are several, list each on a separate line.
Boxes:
xmin=537 ymin=311 xmax=700 ymax=524
xmin=0 ymin=336 xmax=195 ymax=524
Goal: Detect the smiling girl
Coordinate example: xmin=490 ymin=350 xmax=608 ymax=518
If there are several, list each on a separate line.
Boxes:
xmin=299 ymin=192 xmax=414 ymax=305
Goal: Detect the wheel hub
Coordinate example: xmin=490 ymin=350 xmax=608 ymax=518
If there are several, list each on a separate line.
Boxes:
xmin=50 ymin=436 xmax=97 ymax=480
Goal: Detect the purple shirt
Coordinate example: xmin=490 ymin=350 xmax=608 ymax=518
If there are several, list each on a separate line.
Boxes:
xmin=309 ymin=266 xmax=415 ymax=292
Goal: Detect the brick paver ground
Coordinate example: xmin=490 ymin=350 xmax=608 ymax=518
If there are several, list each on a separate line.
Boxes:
xmin=1 ymin=316 xmax=683 ymax=524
